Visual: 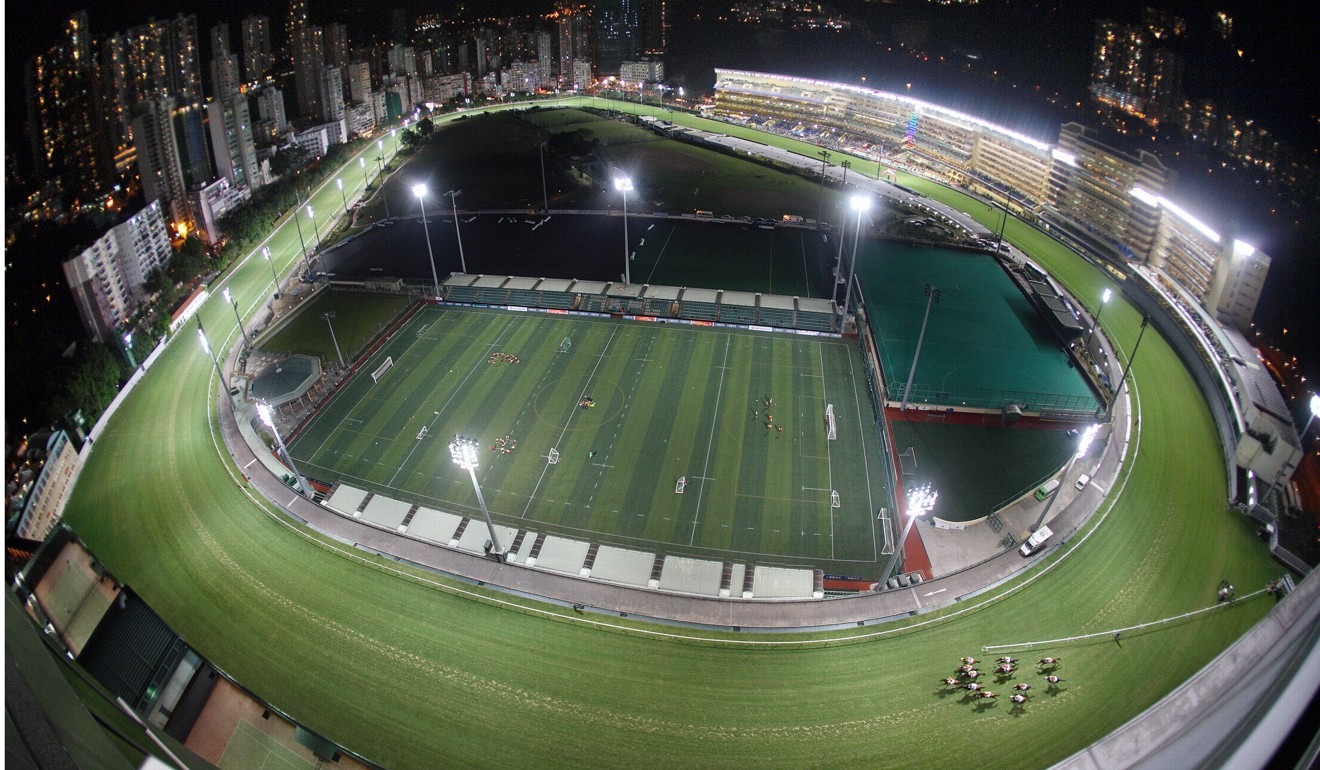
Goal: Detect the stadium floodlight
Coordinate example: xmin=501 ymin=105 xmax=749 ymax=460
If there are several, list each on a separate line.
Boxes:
xmin=196 ymin=320 xmax=225 ymax=387
xmin=222 ymin=287 xmax=249 ymax=353
xmin=376 ymin=140 xmax=385 ymax=188
xmin=337 ymin=177 xmax=348 ymax=215
xmin=1114 ymin=316 xmax=1150 ymax=402
xmin=449 ymin=435 xmax=507 ymax=561
xmin=1086 ymin=287 xmax=1113 ymax=354
xmin=882 ymin=482 xmax=938 ymax=581
xmin=537 ymin=141 xmax=550 ymax=213
xmin=414 ymin=184 xmax=441 ymax=297
xmin=614 ymin=176 xmax=634 ymax=284
xmin=839 ymin=196 xmax=870 ymax=331
xmin=899 ymin=284 xmax=941 ymax=411
xmin=322 ymin=311 xmax=345 ymax=368
xmin=1033 ymin=423 xmax=1103 ymax=531
xmin=446 ymin=190 xmax=467 ymax=275
xmin=257 ymin=401 xmax=309 ymax=496
xmin=306 ymin=205 xmax=320 ymax=253
xmin=1075 ymin=424 xmax=1101 ymax=460
xmin=262 ymin=247 xmax=281 ymax=299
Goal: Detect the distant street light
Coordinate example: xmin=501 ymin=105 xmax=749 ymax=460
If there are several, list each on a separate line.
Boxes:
xmin=614 ymin=176 xmax=634 ymax=285
xmin=899 ymin=284 xmax=941 ymax=410
xmin=446 ymin=190 xmax=467 ymax=274
xmin=449 ymin=435 xmax=506 ymax=561
xmin=839 ymin=195 xmax=870 ymax=332
xmin=196 ymin=320 xmax=226 ymax=387
xmin=222 ymin=287 xmax=249 ymax=353
xmin=257 ymin=401 xmax=310 ymax=496
xmin=882 ymin=483 xmax=938 ymax=581
xmin=322 ymin=311 xmax=345 ymax=368
xmin=262 ymin=247 xmax=281 ymax=300
xmin=337 ymin=177 xmax=349 ymax=215
xmin=414 ymin=184 xmax=441 ymax=297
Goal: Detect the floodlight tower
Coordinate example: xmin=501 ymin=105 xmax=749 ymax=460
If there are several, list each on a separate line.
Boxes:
xmin=1031 ymin=424 xmax=1101 ymax=532
xmin=449 ymin=435 xmax=506 ymax=561
xmin=337 ymin=177 xmax=349 ymax=215
xmin=899 ymin=284 xmax=941 ymax=410
xmin=322 ymin=311 xmax=345 ymax=368
xmin=262 ymin=247 xmax=281 ymax=299
xmin=121 ymin=331 xmax=137 ymax=370
xmin=257 ymin=401 xmax=310 ymax=496
xmin=222 ymin=288 xmax=249 ymax=353
xmin=537 ymin=141 xmax=550 ymax=213
xmin=445 ymin=190 xmax=467 ymax=274
xmin=614 ymin=176 xmax=634 ymax=285
xmin=414 ymin=184 xmax=441 ymax=297
xmin=196 ymin=320 xmax=226 ymax=387
xmin=306 ymin=205 xmax=320 ymax=253
xmin=882 ymin=483 xmax=938 ymax=582
xmin=839 ymin=195 xmax=870 ymax=331
xmin=1087 ymin=288 xmax=1113 ymax=354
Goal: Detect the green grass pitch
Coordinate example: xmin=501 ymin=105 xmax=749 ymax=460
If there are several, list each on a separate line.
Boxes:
xmin=288 ymin=306 xmax=889 ymax=569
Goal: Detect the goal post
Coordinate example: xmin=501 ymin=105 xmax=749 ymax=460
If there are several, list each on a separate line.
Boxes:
xmin=826 ymin=403 xmax=837 ymax=440
xmin=548 ymin=448 xmax=560 ymax=464
xmin=560 ymin=337 xmax=572 ymax=353
xmin=371 ymin=356 xmax=394 ymax=384
xmin=675 ymin=476 xmax=687 ymax=494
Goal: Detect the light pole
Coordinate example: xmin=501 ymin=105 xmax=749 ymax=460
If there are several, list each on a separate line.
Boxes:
xmin=414 ymin=184 xmax=441 ymax=296
xmin=257 ymin=401 xmax=309 ymax=496
xmin=839 ymin=195 xmax=869 ymax=331
xmin=321 ymin=311 xmax=344 ymax=368
xmin=1031 ymin=424 xmax=1100 ymax=532
xmin=292 ymin=205 xmax=313 ymax=277
xmin=222 ymin=288 xmax=249 ymax=353
xmin=306 ymin=205 xmax=320 ymax=253
xmin=337 ymin=177 xmax=348 ymax=215
xmin=815 ymin=149 xmax=832 ymax=227
xmin=262 ymin=247 xmax=281 ymax=299
xmin=882 ymin=483 xmax=938 ymax=582
xmin=449 ymin=435 xmax=506 ymax=561
xmin=1086 ymin=288 xmax=1112 ymax=354
xmin=196 ymin=320 xmax=226 ymax=388
xmin=537 ymin=140 xmax=550 ymax=213
xmin=376 ymin=139 xmax=384 ymax=184
xmin=446 ymin=190 xmax=466 ymax=274
xmin=614 ymin=176 xmax=633 ymax=284
xmin=121 ymin=331 xmax=137 ymax=370
xmin=1114 ymin=316 xmax=1150 ymax=399
xmin=899 ymin=284 xmax=941 ymax=410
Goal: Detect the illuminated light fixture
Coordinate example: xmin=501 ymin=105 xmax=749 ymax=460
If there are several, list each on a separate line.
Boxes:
xmin=1129 ymin=186 xmax=1160 ymax=207
xmin=1233 ymin=239 xmax=1256 ymax=257
xmin=1051 ymin=148 xmax=1077 ymax=166
xmin=1075 ymin=424 xmax=1101 ymax=459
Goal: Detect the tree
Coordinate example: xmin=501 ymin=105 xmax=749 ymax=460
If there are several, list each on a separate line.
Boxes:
xmin=269 ymin=145 xmax=312 ymax=178
xmin=417 ymin=117 xmax=434 ymax=137
xmin=49 ymin=343 xmax=125 ymax=424
xmin=400 ymin=128 xmax=422 ymax=150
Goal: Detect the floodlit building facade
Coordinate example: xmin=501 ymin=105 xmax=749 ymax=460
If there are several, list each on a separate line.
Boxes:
xmin=62 ymin=200 xmax=172 ymax=343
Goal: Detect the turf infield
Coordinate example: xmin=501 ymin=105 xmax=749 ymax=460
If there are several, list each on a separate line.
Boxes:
xmin=287 ymin=305 xmax=889 ymax=569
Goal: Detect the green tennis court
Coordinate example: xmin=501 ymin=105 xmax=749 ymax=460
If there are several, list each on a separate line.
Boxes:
xmin=859 ymin=243 xmax=1099 ymax=413
xmin=287 ymin=305 xmax=890 ymax=569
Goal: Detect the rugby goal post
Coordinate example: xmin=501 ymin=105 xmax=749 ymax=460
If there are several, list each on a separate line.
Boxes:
xmin=675 ymin=476 xmax=687 ymax=494
xmin=831 ymin=490 xmax=840 ymax=508
xmin=548 ymin=448 xmax=560 ymax=464
xmin=371 ymin=356 xmax=394 ymax=384
xmin=826 ymin=404 xmax=837 ymax=440
xmin=560 ymin=337 xmax=572 ymax=353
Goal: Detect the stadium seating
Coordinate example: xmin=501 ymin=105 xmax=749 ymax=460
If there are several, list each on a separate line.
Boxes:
xmin=718 ymin=304 xmax=758 ymax=325
xmin=796 ymin=309 xmax=836 ymax=332
xmin=678 ymin=300 xmax=718 ymax=321
xmin=756 ymin=306 xmax=796 ymax=329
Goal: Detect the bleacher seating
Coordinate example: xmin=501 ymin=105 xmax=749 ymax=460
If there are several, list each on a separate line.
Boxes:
xmin=641 ymin=297 xmax=676 ymax=317
xmin=581 ymin=295 xmax=612 ymax=314
xmin=539 ymin=291 xmax=576 ymax=309
xmin=679 ymin=300 xmax=719 ymax=321
xmin=506 ymin=289 xmax=541 ymax=308
xmin=444 ymin=285 xmax=483 ymax=304
xmin=718 ymin=304 xmax=758 ymax=325
xmin=757 ymin=306 xmax=796 ymax=328
xmin=796 ymin=310 xmax=835 ymax=332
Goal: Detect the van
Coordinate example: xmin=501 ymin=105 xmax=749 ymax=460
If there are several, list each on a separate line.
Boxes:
xmin=1033 ymin=479 xmax=1060 ymax=501
xmin=1019 ymin=525 xmax=1054 ymax=557
xmin=1075 ymin=474 xmax=1091 ymax=491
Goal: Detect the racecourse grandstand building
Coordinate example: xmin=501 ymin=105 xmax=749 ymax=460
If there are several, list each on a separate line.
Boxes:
xmin=712 ymin=67 xmax=1290 ymax=509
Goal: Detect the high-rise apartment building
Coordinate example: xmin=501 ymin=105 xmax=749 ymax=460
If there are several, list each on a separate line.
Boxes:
xmin=131 ymin=99 xmax=190 ymax=229
xmin=286 ymin=0 xmax=310 ymax=64
xmin=320 ymin=66 xmax=345 ymax=123
xmin=171 ymin=14 xmax=203 ymax=102
xmin=347 ymin=61 xmax=372 ymax=104
xmin=241 ymin=15 xmax=275 ymax=82
xmin=210 ymin=53 xmax=241 ymax=100
xmin=594 ymin=0 xmax=641 ymax=76
xmin=641 ymin=0 xmax=667 ymax=55
xmin=1090 ymin=13 xmax=1184 ymax=126
xmin=62 ymin=200 xmax=173 ymax=342
xmin=11 ymin=430 xmax=84 ymax=543
xmin=254 ymin=85 xmax=289 ymax=142
xmin=94 ymin=33 xmax=134 ymax=180
xmin=26 ymin=11 xmax=101 ymax=205
xmin=210 ymin=22 xmax=230 ymax=58
xmin=207 ymin=96 xmax=261 ymax=190
xmin=292 ymin=24 xmax=325 ymax=118
xmin=325 ymin=23 xmax=350 ymax=75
